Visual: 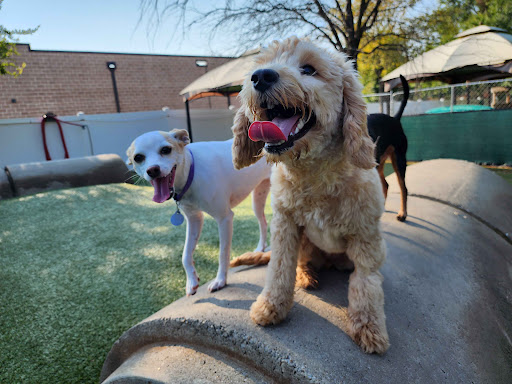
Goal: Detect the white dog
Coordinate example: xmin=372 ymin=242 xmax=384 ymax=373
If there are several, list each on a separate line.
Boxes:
xmin=126 ymin=129 xmax=271 ymax=295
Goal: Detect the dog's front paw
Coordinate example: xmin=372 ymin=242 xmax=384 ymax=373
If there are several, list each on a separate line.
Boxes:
xmin=396 ymin=211 xmax=407 ymax=222
xmin=208 ymin=278 xmax=226 ymax=292
xmin=250 ymin=294 xmax=287 ymax=326
xmin=186 ymin=275 xmax=200 ymax=296
xmin=347 ymin=312 xmax=389 ymax=354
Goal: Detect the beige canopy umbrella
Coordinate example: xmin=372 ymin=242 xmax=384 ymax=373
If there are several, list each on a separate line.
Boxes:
xmin=180 ymin=48 xmax=259 ymax=101
xmin=179 ymin=49 xmax=259 ymax=141
xmin=382 ymin=25 xmax=512 ymax=90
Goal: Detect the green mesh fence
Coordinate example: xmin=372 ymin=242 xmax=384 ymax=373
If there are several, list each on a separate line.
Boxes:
xmin=402 ymin=110 xmax=512 ymax=165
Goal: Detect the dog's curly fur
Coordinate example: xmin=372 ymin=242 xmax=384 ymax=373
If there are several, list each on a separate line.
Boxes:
xmin=231 ymin=37 xmax=389 ymax=354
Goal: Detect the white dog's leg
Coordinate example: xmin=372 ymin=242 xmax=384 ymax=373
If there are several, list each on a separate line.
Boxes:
xmin=252 ymin=178 xmax=271 ymax=252
xmin=182 ymin=211 xmax=204 ymax=296
xmin=208 ymin=210 xmax=234 ymax=292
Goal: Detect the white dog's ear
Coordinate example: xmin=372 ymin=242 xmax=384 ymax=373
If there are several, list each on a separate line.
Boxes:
xmin=169 ymin=129 xmax=190 ymax=146
xmin=125 ymin=142 xmax=134 ymax=165
xmin=341 ymin=63 xmax=376 ymax=170
xmin=231 ymin=107 xmax=264 ymax=169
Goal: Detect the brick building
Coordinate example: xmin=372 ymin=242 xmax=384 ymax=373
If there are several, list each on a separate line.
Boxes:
xmin=0 ymin=44 xmax=234 ymax=119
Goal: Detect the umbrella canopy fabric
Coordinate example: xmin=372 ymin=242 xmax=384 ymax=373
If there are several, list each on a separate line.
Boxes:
xmin=180 ymin=49 xmax=259 ymax=101
xmin=382 ymin=26 xmax=512 ymax=89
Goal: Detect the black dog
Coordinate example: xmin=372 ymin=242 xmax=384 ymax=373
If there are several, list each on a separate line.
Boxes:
xmin=368 ymin=75 xmax=410 ymax=221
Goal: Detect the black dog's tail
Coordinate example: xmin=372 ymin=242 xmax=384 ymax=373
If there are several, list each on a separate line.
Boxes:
xmin=394 ymin=74 xmax=410 ymax=120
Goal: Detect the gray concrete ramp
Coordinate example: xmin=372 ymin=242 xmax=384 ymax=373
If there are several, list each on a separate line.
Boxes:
xmin=100 ymin=159 xmax=512 ymax=383
xmin=387 ymin=158 xmax=512 ymax=238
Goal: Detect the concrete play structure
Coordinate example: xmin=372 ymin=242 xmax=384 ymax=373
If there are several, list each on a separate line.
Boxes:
xmin=100 ymin=159 xmax=511 ymax=383
xmin=0 ymin=154 xmax=129 ymax=199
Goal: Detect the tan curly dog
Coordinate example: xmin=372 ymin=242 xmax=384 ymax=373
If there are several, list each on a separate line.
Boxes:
xmin=231 ymin=37 xmax=389 ymax=354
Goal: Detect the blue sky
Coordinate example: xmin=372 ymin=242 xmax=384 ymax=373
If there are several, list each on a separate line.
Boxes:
xmin=1 ymin=0 xmax=439 ymax=57
xmin=0 ymin=0 xmax=240 ymax=56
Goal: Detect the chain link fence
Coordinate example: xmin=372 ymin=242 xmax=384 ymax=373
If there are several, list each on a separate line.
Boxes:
xmin=364 ymin=78 xmax=512 ymax=116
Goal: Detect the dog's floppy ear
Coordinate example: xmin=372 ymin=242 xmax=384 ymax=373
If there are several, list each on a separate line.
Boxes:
xmin=341 ymin=65 xmax=376 ymax=170
xmin=231 ymin=107 xmax=264 ymax=169
xmin=169 ymin=129 xmax=190 ymax=146
xmin=125 ymin=141 xmax=135 ymax=165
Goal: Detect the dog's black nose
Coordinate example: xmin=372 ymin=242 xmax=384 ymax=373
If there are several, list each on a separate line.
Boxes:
xmin=251 ymin=69 xmax=279 ymax=92
xmin=146 ymin=166 xmax=161 ymax=178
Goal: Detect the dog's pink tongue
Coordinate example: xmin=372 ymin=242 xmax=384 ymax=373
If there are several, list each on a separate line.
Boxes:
xmin=150 ymin=174 xmax=171 ymax=203
xmin=248 ymin=115 xmax=300 ymax=143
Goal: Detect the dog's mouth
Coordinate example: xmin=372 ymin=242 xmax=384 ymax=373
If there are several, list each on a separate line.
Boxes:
xmin=150 ymin=165 xmax=177 ymax=203
xmin=248 ymin=104 xmax=316 ymax=154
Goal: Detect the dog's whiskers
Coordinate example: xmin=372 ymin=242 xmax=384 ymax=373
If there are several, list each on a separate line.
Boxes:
xmin=124 ymin=173 xmax=139 ymax=183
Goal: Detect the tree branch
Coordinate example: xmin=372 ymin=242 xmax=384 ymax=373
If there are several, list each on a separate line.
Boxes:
xmin=313 ymin=0 xmax=344 ymax=51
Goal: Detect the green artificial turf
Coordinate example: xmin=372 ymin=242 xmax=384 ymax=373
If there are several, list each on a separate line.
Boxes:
xmin=0 ymin=184 xmax=272 ymax=384
xmin=487 ymin=167 xmax=512 ymax=185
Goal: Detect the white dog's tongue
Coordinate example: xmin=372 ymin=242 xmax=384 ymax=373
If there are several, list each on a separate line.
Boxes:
xmin=150 ymin=174 xmax=172 ymax=203
xmin=248 ymin=115 xmax=300 ymax=143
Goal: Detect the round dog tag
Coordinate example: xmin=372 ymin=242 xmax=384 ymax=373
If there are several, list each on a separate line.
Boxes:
xmin=171 ymin=210 xmax=185 ymax=226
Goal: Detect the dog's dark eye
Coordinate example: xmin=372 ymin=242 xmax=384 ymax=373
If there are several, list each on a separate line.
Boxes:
xmin=134 ymin=154 xmax=145 ymax=163
xmin=160 ymin=146 xmax=172 ymax=155
xmin=301 ymin=65 xmax=317 ymax=76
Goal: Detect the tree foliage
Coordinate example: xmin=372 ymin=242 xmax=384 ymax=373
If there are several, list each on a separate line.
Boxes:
xmin=0 ymin=0 xmax=37 ymax=77
xmin=358 ymin=34 xmax=409 ymax=93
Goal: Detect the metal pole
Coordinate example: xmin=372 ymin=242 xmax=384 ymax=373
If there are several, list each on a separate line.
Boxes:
xmin=185 ymin=99 xmax=193 ymax=143
xmin=107 ymin=62 xmax=121 ymax=113
xmin=378 ymin=82 xmax=384 ymax=113
xmin=205 ymin=67 xmax=211 ymax=109
xmin=450 ymin=86 xmax=455 ymax=112
xmin=388 ymin=90 xmax=393 ymax=116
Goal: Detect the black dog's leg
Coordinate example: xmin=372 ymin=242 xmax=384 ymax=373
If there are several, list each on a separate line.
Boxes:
xmin=391 ymin=152 xmax=407 ymax=221
xmin=377 ymin=160 xmax=389 ymax=199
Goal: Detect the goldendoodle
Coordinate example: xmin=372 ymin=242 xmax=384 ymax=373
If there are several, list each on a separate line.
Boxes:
xmin=231 ymin=37 xmax=389 ymax=354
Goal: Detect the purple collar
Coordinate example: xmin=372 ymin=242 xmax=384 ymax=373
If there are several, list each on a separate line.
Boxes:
xmin=173 ymin=148 xmax=194 ymax=202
